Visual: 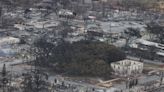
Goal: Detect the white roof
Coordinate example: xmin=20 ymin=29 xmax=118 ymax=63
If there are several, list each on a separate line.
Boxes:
xmin=136 ymin=39 xmax=164 ymax=50
xmin=137 ymin=39 xmax=158 ymax=46
xmin=88 ymin=16 xmax=96 ymax=19
xmin=58 ymin=9 xmax=73 ymax=16
xmin=157 ymin=44 xmax=164 ymax=50
xmin=0 ymin=37 xmax=20 ymax=45
xmin=156 ymin=52 xmax=164 ymax=56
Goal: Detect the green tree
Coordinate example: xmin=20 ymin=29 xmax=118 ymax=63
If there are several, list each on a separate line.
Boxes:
xmin=33 ymin=40 xmax=125 ymax=78
xmin=146 ymin=23 xmax=164 ymax=44
xmin=21 ymin=69 xmax=49 ymax=92
xmin=124 ymin=27 xmax=141 ymax=49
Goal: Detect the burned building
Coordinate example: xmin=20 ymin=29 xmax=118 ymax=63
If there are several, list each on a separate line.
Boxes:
xmin=111 ymin=59 xmax=144 ymax=77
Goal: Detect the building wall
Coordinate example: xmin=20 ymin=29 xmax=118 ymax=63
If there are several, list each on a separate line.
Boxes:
xmin=111 ymin=60 xmax=143 ymax=76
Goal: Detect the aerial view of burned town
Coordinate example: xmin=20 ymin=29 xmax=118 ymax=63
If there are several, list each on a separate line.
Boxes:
xmin=0 ymin=0 xmax=164 ymax=92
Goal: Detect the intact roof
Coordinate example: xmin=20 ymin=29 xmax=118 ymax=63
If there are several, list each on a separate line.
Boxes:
xmin=136 ymin=39 xmax=164 ymax=50
xmin=156 ymin=51 xmax=164 ymax=56
xmin=136 ymin=39 xmax=158 ymax=46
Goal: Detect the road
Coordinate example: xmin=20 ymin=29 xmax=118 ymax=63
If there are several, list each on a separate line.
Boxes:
xmin=127 ymin=55 xmax=164 ymax=65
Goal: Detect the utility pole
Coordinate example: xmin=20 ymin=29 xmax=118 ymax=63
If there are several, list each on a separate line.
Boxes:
xmin=8 ymin=66 xmax=13 ymax=92
xmin=1 ymin=64 xmax=8 ymax=92
xmin=102 ymin=0 xmax=107 ymax=17
xmin=0 ymin=1 xmax=2 ymax=27
xmin=91 ymin=0 xmax=96 ymax=11
xmin=159 ymin=71 xmax=164 ymax=86
xmin=82 ymin=0 xmax=85 ymax=4
xmin=109 ymin=2 xmax=112 ymax=44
